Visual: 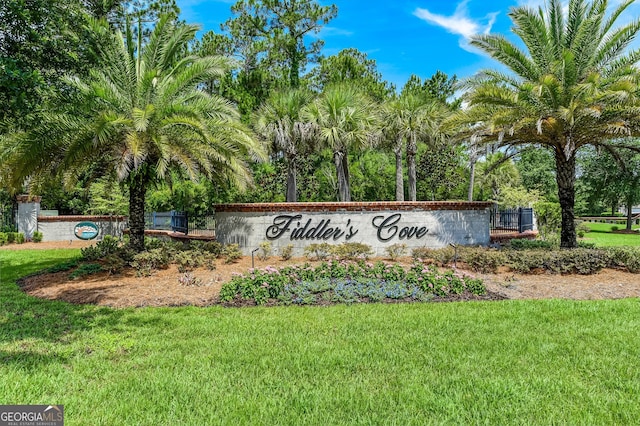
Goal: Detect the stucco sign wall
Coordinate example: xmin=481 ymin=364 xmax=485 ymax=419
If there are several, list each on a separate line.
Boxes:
xmin=215 ymin=202 xmax=492 ymax=256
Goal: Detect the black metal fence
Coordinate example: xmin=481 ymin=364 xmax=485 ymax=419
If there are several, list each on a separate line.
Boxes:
xmin=146 ymin=211 xmax=215 ymax=237
xmin=1 ymin=204 xmax=17 ymax=232
xmin=490 ymin=207 xmax=534 ymax=234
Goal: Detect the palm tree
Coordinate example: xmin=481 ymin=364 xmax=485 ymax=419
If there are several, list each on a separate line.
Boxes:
xmin=384 ymin=94 xmax=445 ymax=201
xmin=302 ymin=84 xmax=378 ymax=202
xmin=255 ymin=89 xmax=315 ymax=202
xmin=458 ymin=0 xmax=640 ymax=247
xmin=0 ymin=16 xmax=266 ymax=251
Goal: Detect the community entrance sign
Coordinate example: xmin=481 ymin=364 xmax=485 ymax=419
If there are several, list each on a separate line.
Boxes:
xmin=215 ymin=202 xmax=492 ymax=256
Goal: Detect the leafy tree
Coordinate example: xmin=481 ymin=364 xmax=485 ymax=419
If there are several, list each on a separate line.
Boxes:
xmin=255 ymin=89 xmax=315 ymax=201
xmin=474 ymin=152 xmax=521 ymax=202
xmin=310 ymin=48 xmax=395 ymax=102
xmin=401 ymin=71 xmax=458 ymax=107
xmin=580 ymin=143 xmax=640 ymax=228
xmin=416 ymin=142 xmax=467 ymax=201
xmin=458 ymin=0 xmax=640 ymax=247
xmin=302 ymin=84 xmax=378 ymax=202
xmin=0 ymin=16 xmax=266 ymax=251
xmin=515 ymin=147 xmax=558 ymax=202
xmin=223 ymin=0 xmax=337 ymax=89
xmin=0 ymin=0 xmax=96 ymax=125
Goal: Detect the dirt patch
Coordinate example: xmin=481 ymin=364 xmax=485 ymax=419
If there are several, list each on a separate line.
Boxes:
xmin=0 ymin=240 xmax=97 ymax=251
xmin=14 ymin=253 xmax=640 ymax=308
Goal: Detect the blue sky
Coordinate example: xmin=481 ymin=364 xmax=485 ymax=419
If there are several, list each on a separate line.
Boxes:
xmin=176 ymin=0 xmax=640 ymax=88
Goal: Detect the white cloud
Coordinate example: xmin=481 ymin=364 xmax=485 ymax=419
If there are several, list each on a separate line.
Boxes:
xmin=413 ymin=0 xmax=499 ymax=51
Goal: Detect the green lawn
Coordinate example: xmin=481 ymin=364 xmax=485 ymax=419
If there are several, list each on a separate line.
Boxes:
xmin=583 ymin=222 xmax=640 ymax=246
xmin=2 ymin=250 xmax=640 ymax=424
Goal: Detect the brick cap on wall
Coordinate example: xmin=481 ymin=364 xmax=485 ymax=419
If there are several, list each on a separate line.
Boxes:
xmin=215 ymin=201 xmax=493 ymax=213
xmin=38 ymin=215 xmax=127 ymax=222
xmin=17 ymin=194 xmax=42 ymax=203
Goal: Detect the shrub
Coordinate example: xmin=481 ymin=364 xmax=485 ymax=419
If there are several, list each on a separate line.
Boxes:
xmin=412 ymin=247 xmax=455 ymax=266
xmin=190 ymin=240 xmax=223 ymax=256
xmin=32 ymin=231 xmax=43 ymax=243
xmin=131 ymin=248 xmax=170 ymax=276
xmin=606 ymin=247 xmax=640 ymax=273
xmin=303 ymin=243 xmax=332 ymax=261
xmin=280 ymin=244 xmax=294 ymax=261
xmin=0 ymin=233 xmax=7 ymax=246
xmin=6 ymin=232 xmax=16 ymax=243
xmin=330 ymin=242 xmax=373 ymax=261
xmin=221 ymin=261 xmax=486 ymax=306
xmin=385 ymin=243 xmax=407 ymax=261
xmin=173 ymin=250 xmax=204 ymax=272
xmin=258 ymin=241 xmax=272 ymax=261
xmin=16 ymin=233 xmax=25 ymax=244
xmin=44 ymin=260 xmax=79 ymax=273
xmin=69 ymin=263 xmax=103 ymax=279
xmin=178 ymin=272 xmax=203 ymax=287
xmin=506 ymin=248 xmax=610 ymax=275
xmin=222 ymin=243 xmax=242 ymax=264
xmin=508 ymin=239 xmax=555 ymax=250
xmin=103 ymin=254 xmax=126 ymax=275
xmin=611 ymin=225 xmax=620 ymax=232
xmin=460 ymin=248 xmax=506 ymax=273
xmin=81 ymin=235 xmax=121 ymax=261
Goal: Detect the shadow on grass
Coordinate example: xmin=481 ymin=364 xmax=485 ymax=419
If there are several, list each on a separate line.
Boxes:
xmin=0 ymin=251 xmax=126 ymax=348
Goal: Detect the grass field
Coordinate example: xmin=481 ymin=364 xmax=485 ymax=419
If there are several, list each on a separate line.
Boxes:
xmin=583 ymin=222 xmax=640 ymax=246
xmin=2 ymin=249 xmax=640 ymax=424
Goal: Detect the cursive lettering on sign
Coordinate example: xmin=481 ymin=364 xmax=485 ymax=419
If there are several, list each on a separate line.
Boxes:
xmin=265 ymin=213 xmax=426 ymax=242
xmin=371 ymin=213 xmax=428 ymax=242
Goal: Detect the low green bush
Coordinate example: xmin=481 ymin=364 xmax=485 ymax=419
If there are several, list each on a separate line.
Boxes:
xmin=279 ymin=244 xmax=294 ymax=261
xmin=385 ymin=243 xmax=407 ymax=261
xmin=32 ymin=231 xmax=43 ymax=243
xmin=506 ymin=249 xmax=610 ymax=275
xmin=606 ymin=247 xmax=640 ymax=273
xmin=222 ymin=244 xmax=242 ymax=264
xmin=69 ymin=263 xmax=103 ymax=279
xmin=460 ymin=248 xmax=506 ymax=273
xmin=131 ymin=248 xmax=170 ymax=276
xmin=16 ymin=233 xmax=25 ymax=244
xmin=412 ymin=247 xmax=455 ymax=266
xmin=258 ymin=241 xmax=272 ymax=261
xmin=103 ymin=254 xmax=126 ymax=275
xmin=0 ymin=233 xmax=7 ymax=246
xmin=6 ymin=232 xmax=16 ymax=243
xmin=330 ymin=242 xmax=373 ymax=261
xmin=81 ymin=235 xmax=121 ymax=261
xmin=220 ymin=261 xmax=486 ymax=306
xmin=189 ymin=240 xmax=223 ymax=256
xmin=508 ymin=239 xmax=556 ymax=250
xmin=174 ymin=250 xmax=204 ymax=272
xmin=303 ymin=243 xmax=332 ymax=261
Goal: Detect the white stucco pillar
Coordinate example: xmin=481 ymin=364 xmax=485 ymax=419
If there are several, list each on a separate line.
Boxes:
xmin=17 ymin=195 xmax=41 ymax=239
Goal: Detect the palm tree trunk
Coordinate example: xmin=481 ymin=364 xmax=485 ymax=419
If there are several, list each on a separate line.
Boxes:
xmin=286 ymin=155 xmax=297 ymax=202
xmin=128 ymin=173 xmax=148 ymax=252
xmin=334 ymin=150 xmax=351 ymax=202
xmin=468 ymin=159 xmax=476 ymax=201
xmin=555 ymin=149 xmax=577 ymax=248
xmin=407 ymin=133 xmax=417 ymax=201
xmin=394 ymin=137 xmax=404 ymax=201
xmin=626 ymin=195 xmax=633 ymax=231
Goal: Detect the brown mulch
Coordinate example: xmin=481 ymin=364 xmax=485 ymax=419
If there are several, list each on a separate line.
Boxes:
xmin=8 ymin=240 xmax=640 ymax=308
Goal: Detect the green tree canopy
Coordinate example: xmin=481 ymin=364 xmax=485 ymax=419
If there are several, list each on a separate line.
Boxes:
xmin=310 ymin=48 xmax=394 ymax=102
